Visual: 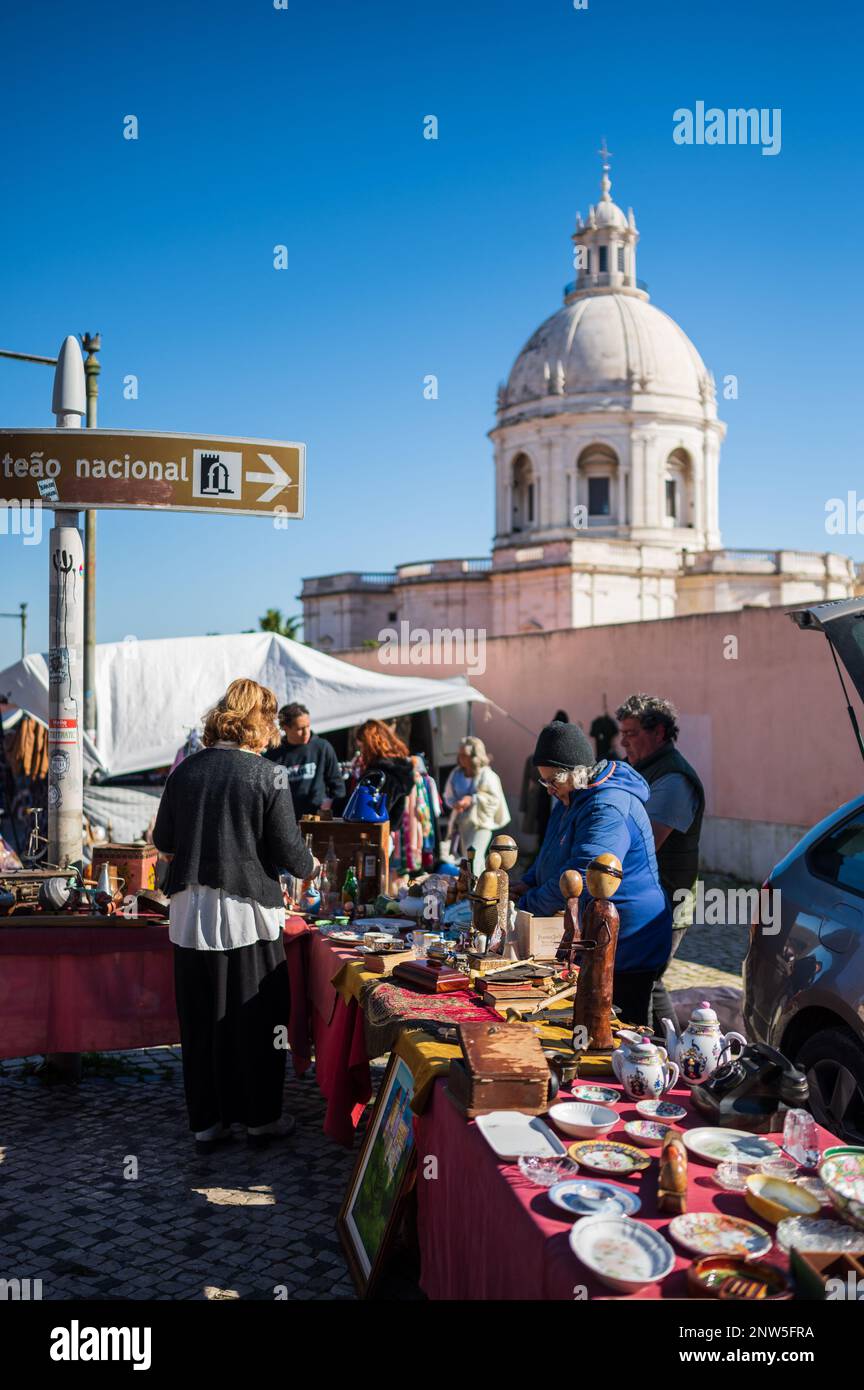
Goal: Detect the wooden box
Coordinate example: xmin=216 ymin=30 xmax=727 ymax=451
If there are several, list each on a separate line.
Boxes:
xmin=299 ymin=816 xmax=390 ymax=896
xmin=515 ymin=909 xmax=565 ymax=961
xmin=447 ymin=1021 xmax=550 ymax=1116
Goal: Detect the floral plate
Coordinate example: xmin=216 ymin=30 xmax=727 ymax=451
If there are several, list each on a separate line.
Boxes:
xmin=568 ymin=1140 xmax=652 ymax=1174
xmin=819 ymin=1149 xmax=864 ymax=1232
xmin=625 ymin=1120 xmax=672 ymax=1147
xmin=668 ymin=1212 xmax=772 ymax=1259
xmin=636 ymin=1099 xmax=687 ymax=1122
xmin=572 ymin=1085 xmax=620 ymax=1106
xmin=569 ymin=1215 xmax=675 ymax=1292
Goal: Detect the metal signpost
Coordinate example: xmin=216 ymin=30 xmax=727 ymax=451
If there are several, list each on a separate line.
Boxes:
xmin=13 ymin=344 xmax=307 ymax=870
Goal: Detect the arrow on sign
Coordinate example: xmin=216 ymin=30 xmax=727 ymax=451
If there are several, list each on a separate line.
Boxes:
xmin=246 ymin=452 xmax=292 ymax=504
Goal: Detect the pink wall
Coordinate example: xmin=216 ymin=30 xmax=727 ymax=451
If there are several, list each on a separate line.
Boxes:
xmin=338 ymin=605 xmax=864 ymax=831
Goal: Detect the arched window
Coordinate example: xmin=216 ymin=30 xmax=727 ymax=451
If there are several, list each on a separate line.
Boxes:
xmin=511 ymin=453 xmax=535 ymax=533
xmin=664 ymin=448 xmax=692 ymax=527
xmin=576 ymin=444 xmax=619 ymax=528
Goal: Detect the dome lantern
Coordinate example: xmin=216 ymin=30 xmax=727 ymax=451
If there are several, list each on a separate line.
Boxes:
xmin=569 ymin=140 xmax=643 ymax=302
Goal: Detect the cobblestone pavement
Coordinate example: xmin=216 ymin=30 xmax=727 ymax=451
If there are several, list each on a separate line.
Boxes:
xmin=0 ymin=1048 xmax=396 ymax=1302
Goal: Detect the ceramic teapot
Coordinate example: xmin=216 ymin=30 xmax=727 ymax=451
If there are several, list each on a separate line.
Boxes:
xmin=662 ymin=1001 xmax=746 ymax=1087
xmin=612 ymin=1037 xmax=679 ymax=1101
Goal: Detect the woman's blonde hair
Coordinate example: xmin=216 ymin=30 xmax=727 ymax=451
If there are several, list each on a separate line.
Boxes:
xmin=202 ymin=678 xmax=280 ymax=752
xmin=459 ymin=736 xmax=491 ymax=775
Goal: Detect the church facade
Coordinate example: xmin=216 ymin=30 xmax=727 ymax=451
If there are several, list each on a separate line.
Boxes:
xmin=302 ymin=161 xmax=856 ymax=651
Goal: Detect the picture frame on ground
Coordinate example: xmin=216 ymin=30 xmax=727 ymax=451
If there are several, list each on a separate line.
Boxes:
xmin=338 ymin=1051 xmax=417 ymax=1297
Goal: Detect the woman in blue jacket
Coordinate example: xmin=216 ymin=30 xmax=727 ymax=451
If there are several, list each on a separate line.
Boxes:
xmin=513 ymin=721 xmax=672 ymax=1027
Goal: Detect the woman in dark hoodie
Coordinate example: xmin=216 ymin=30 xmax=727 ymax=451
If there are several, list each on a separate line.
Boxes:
xmin=512 ymin=721 xmax=672 ymax=1027
xmin=354 ymin=719 xmax=416 ymax=824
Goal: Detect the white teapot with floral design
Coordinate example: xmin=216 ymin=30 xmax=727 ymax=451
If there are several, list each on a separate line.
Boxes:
xmin=662 ymin=1001 xmax=746 ymax=1087
xmin=612 ymin=1036 xmax=679 ymax=1100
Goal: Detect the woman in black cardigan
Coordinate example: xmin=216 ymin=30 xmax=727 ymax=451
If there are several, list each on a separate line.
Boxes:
xmin=153 ymin=678 xmax=316 ymax=1154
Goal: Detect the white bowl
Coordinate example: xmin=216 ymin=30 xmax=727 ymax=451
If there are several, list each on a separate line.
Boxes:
xmin=547 ymin=1101 xmax=618 ymax=1139
xmin=569 ymin=1214 xmax=675 ymax=1292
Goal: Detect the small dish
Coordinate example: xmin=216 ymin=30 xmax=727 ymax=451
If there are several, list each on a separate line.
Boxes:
xmin=548 ymin=1101 xmax=618 ymax=1139
xmin=759 ymin=1155 xmax=798 ymax=1181
xmin=572 ymin=1084 xmax=620 ymax=1106
xmin=635 ymin=1099 xmax=687 ymax=1122
xmin=776 ymin=1216 xmax=864 ymax=1255
xmin=688 ymin=1256 xmax=790 ymax=1300
xmin=624 ymin=1119 xmax=672 ymax=1147
xmin=517 ymin=1153 xmax=579 ymax=1188
xmin=668 ymin=1212 xmax=772 ymax=1260
xmin=569 ymin=1214 xmax=675 ymax=1292
xmin=715 ymin=1160 xmax=751 ymax=1192
xmin=745 ymin=1173 xmax=821 ymax=1225
xmin=549 ymin=1178 xmax=641 ymax=1219
xmin=568 ymin=1140 xmax=652 ymax=1175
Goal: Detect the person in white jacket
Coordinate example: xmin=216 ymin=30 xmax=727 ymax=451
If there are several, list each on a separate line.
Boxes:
xmin=443 ymin=737 xmax=510 ymax=870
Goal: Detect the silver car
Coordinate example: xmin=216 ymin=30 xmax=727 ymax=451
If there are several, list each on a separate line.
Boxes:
xmin=743 ymin=597 xmax=864 ymax=1143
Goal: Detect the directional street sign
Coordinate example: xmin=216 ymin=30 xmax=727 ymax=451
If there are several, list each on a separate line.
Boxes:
xmin=0 ymin=429 xmax=305 ymax=518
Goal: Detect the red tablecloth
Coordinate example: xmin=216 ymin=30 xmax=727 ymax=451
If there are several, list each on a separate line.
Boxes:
xmin=414 ymin=1076 xmax=839 ymax=1300
xmin=0 ymin=915 xmax=309 ymax=1061
xmin=307 ymin=931 xmax=374 ymax=1145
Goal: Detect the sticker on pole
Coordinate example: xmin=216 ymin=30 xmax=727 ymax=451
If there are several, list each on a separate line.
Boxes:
xmin=48 ymin=718 xmax=78 ymax=745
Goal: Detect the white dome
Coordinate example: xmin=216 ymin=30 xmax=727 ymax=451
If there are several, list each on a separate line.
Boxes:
xmin=502 ymin=293 xmax=714 ymax=416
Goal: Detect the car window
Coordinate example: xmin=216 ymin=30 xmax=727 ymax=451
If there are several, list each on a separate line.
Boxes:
xmin=808 ymin=816 xmax=864 ymax=898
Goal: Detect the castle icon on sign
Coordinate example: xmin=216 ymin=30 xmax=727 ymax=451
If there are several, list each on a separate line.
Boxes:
xmin=192 ymin=448 xmax=242 ymax=501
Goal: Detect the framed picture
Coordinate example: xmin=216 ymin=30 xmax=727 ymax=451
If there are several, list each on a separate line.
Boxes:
xmin=338 ymin=1052 xmax=417 ymax=1297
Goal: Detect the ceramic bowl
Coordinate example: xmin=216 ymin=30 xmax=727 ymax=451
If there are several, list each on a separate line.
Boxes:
xmin=548 ymin=1102 xmax=618 ymax=1139
xmin=819 ymin=1149 xmax=864 ymax=1232
xmin=745 ymin=1173 xmax=822 ymax=1225
xmin=624 ymin=1120 xmax=672 ymax=1148
xmin=569 ymin=1214 xmax=675 ymax=1292
xmin=572 ymin=1085 xmax=620 ymax=1106
xmin=635 ymin=1099 xmax=687 ymax=1122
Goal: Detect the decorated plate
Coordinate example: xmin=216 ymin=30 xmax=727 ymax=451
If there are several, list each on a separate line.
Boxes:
xmin=668 ymin=1212 xmax=772 ymax=1259
xmin=625 ymin=1120 xmax=672 ymax=1147
xmin=549 ymin=1178 xmax=641 ymax=1219
xmin=568 ymin=1140 xmax=651 ymax=1174
xmin=636 ymin=1099 xmax=687 ymax=1122
xmin=569 ymin=1215 xmax=675 ymax=1292
xmin=572 ymin=1085 xmax=620 ymax=1106
xmin=682 ymin=1128 xmax=780 ymax=1167
xmin=776 ymin=1216 xmax=864 ymax=1255
xmin=819 ymin=1150 xmax=864 ymax=1231
xmin=326 ymin=930 xmax=363 ymax=945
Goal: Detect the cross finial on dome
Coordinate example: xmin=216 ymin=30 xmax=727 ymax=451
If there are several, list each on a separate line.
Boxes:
xmin=597 ymin=137 xmax=613 ymax=200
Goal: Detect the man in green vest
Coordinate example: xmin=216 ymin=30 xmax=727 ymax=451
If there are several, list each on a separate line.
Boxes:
xmin=616 ymin=693 xmax=705 ymax=1036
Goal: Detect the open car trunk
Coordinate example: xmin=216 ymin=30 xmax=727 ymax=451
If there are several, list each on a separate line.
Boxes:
xmin=790 ymin=598 xmax=864 ymax=760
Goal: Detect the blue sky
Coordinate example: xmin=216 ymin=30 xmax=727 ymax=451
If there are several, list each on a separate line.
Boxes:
xmin=1 ymin=0 xmax=861 ymax=670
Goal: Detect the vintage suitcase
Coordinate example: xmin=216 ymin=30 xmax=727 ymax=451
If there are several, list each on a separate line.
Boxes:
xmin=447 ymin=1021 xmax=550 ymax=1117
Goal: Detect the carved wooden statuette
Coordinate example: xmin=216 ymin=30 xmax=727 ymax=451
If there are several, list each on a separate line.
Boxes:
xmin=469 ymin=866 xmax=500 ymax=953
xmin=657 ymin=1129 xmax=688 ymax=1214
xmin=557 ymin=868 xmax=584 ymax=968
xmin=485 ymin=850 xmax=510 ymax=954
xmin=456 ymin=846 xmax=477 ymax=902
xmin=569 ymin=853 xmax=622 ymax=1054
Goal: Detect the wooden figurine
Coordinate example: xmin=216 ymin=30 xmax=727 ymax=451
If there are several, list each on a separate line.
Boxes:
xmin=657 ymin=1129 xmax=688 ymax=1214
xmin=485 ymin=849 xmax=510 ymax=954
xmin=469 ymin=866 xmax=500 ymax=953
xmin=570 ymin=853 xmax=622 ymax=1053
xmin=557 ymin=868 xmax=584 ymax=966
xmin=455 ymin=847 xmax=476 ymax=902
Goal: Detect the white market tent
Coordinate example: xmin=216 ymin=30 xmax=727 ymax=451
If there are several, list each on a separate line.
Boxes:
xmin=0 ymin=631 xmax=487 ymax=779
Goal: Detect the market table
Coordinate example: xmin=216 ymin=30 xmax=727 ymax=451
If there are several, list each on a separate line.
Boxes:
xmin=413 ymin=1075 xmax=841 ymax=1300
xmin=0 ymin=914 xmax=310 ymax=1061
xmin=305 ymin=928 xmax=497 ymax=1144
